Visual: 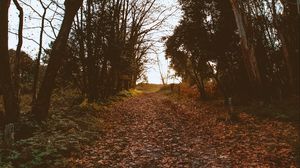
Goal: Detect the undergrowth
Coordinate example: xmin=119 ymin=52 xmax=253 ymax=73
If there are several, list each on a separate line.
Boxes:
xmin=0 ymin=88 xmax=139 ymax=168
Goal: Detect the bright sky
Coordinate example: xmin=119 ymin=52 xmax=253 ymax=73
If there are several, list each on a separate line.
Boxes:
xmin=8 ymin=0 xmax=182 ymax=84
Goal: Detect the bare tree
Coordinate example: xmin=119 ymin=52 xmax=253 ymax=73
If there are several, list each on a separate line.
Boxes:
xmin=12 ymin=0 xmax=23 ymax=114
xmin=86 ymin=0 xmax=98 ymax=102
xmin=32 ymin=0 xmax=83 ymax=121
xmin=32 ymin=1 xmax=53 ymax=104
xmin=156 ymin=54 xmax=166 ymax=85
xmin=0 ymin=0 xmax=19 ymax=123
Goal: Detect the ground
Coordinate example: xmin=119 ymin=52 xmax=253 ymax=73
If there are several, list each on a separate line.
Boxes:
xmin=0 ymin=85 xmax=299 ymax=167
xmin=67 ymin=91 xmax=299 ymax=167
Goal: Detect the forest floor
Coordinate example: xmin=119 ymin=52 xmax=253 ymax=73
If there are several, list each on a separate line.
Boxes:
xmin=68 ymin=90 xmax=299 ymax=167
xmin=0 ymin=84 xmax=299 ymax=167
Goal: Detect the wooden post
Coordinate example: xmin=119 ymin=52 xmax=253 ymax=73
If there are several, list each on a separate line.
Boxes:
xmin=0 ymin=111 xmax=4 ymax=128
xmin=227 ymin=97 xmax=239 ymax=121
xmin=170 ymin=83 xmax=174 ymax=92
xmin=4 ymin=123 xmax=14 ymax=146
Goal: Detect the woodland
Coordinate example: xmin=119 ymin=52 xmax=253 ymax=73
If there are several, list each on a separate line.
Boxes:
xmin=0 ymin=0 xmax=299 ymax=167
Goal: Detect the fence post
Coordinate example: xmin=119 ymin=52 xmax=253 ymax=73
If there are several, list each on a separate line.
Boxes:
xmin=4 ymin=123 xmax=15 ymax=146
xmin=227 ymin=97 xmax=239 ymax=121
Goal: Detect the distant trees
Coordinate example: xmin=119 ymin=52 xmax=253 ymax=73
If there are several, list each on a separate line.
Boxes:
xmin=67 ymin=0 xmax=166 ymax=101
xmin=9 ymin=49 xmax=35 ymax=91
xmin=166 ymin=0 xmax=299 ymax=101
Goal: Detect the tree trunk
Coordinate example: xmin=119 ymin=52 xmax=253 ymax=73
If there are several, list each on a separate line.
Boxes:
xmin=32 ymin=1 xmax=47 ymax=104
xmin=191 ymin=60 xmax=207 ymax=100
xmin=12 ymin=0 xmax=23 ymax=115
xmin=86 ymin=0 xmax=98 ymax=102
xmin=32 ymin=3 xmax=47 ymax=104
xmin=0 ymin=0 xmax=19 ymax=123
xmin=229 ymin=0 xmax=262 ymax=97
xmin=279 ymin=32 xmax=294 ymax=88
xmin=75 ymin=9 xmax=88 ymax=95
xmin=156 ymin=54 xmax=166 ymax=85
xmin=269 ymin=0 xmax=295 ymax=91
xmin=32 ymin=0 xmax=83 ymax=121
xmin=279 ymin=0 xmax=300 ymax=93
xmin=100 ymin=56 xmax=108 ymax=98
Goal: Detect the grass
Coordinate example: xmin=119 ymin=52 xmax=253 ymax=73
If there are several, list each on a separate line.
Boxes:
xmin=0 ymin=87 xmax=144 ymax=168
xmin=136 ymin=83 xmax=163 ymax=93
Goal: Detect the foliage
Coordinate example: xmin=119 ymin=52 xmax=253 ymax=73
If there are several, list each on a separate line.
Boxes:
xmin=79 ymin=89 xmax=142 ymax=111
xmin=64 ymin=0 xmax=166 ymax=101
xmin=0 ymin=88 xmax=109 ymax=167
xmin=166 ymin=0 xmax=299 ymax=101
xmin=165 ymin=0 xmax=243 ymax=100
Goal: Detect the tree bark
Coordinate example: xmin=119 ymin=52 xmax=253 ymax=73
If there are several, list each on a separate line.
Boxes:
xmin=32 ymin=0 xmax=83 ymax=121
xmin=268 ymin=0 xmax=295 ymax=91
xmin=190 ymin=59 xmax=207 ymax=100
xmin=86 ymin=0 xmax=98 ymax=102
xmin=156 ymin=54 xmax=166 ymax=85
xmin=12 ymin=0 xmax=23 ymax=115
xmin=32 ymin=1 xmax=49 ymax=104
xmin=229 ymin=0 xmax=262 ymax=97
xmin=0 ymin=0 xmax=19 ymax=123
xmin=278 ymin=0 xmax=300 ymax=93
xmin=75 ymin=9 xmax=88 ymax=95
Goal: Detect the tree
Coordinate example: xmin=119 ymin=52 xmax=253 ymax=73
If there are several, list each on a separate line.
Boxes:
xmin=86 ymin=0 xmax=99 ymax=102
xmin=166 ymin=0 xmax=219 ymax=100
xmin=167 ymin=0 xmax=298 ymax=102
xmin=0 ymin=0 xmax=19 ymax=123
xmin=67 ymin=0 xmax=168 ymax=100
xmin=229 ymin=0 xmax=262 ymax=98
xmin=271 ymin=0 xmax=299 ymax=93
xmin=12 ymin=0 xmax=24 ymax=115
xmin=32 ymin=0 xmax=53 ymax=104
xmin=32 ymin=0 xmax=84 ymax=121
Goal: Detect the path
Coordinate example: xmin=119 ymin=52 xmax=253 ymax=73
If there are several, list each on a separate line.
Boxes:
xmin=68 ymin=92 xmax=298 ymax=167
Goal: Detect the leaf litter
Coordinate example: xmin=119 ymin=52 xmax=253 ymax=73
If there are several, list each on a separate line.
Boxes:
xmin=68 ymin=93 xmax=299 ymax=167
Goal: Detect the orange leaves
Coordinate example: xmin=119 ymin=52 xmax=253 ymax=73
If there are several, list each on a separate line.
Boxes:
xmin=68 ymin=93 xmax=299 ymax=167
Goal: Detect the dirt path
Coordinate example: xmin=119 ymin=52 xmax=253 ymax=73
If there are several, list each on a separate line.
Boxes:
xmin=68 ymin=93 xmax=298 ymax=167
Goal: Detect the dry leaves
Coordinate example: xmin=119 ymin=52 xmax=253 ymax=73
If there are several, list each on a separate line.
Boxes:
xmin=68 ymin=93 xmax=299 ymax=167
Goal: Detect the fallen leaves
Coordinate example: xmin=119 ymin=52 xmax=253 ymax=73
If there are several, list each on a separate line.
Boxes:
xmin=68 ymin=93 xmax=299 ymax=167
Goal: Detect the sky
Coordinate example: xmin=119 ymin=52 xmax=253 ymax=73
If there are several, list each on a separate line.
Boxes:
xmin=143 ymin=0 xmax=182 ymax=84
xmin=8 ymin=0 xmax=182 ymax=84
